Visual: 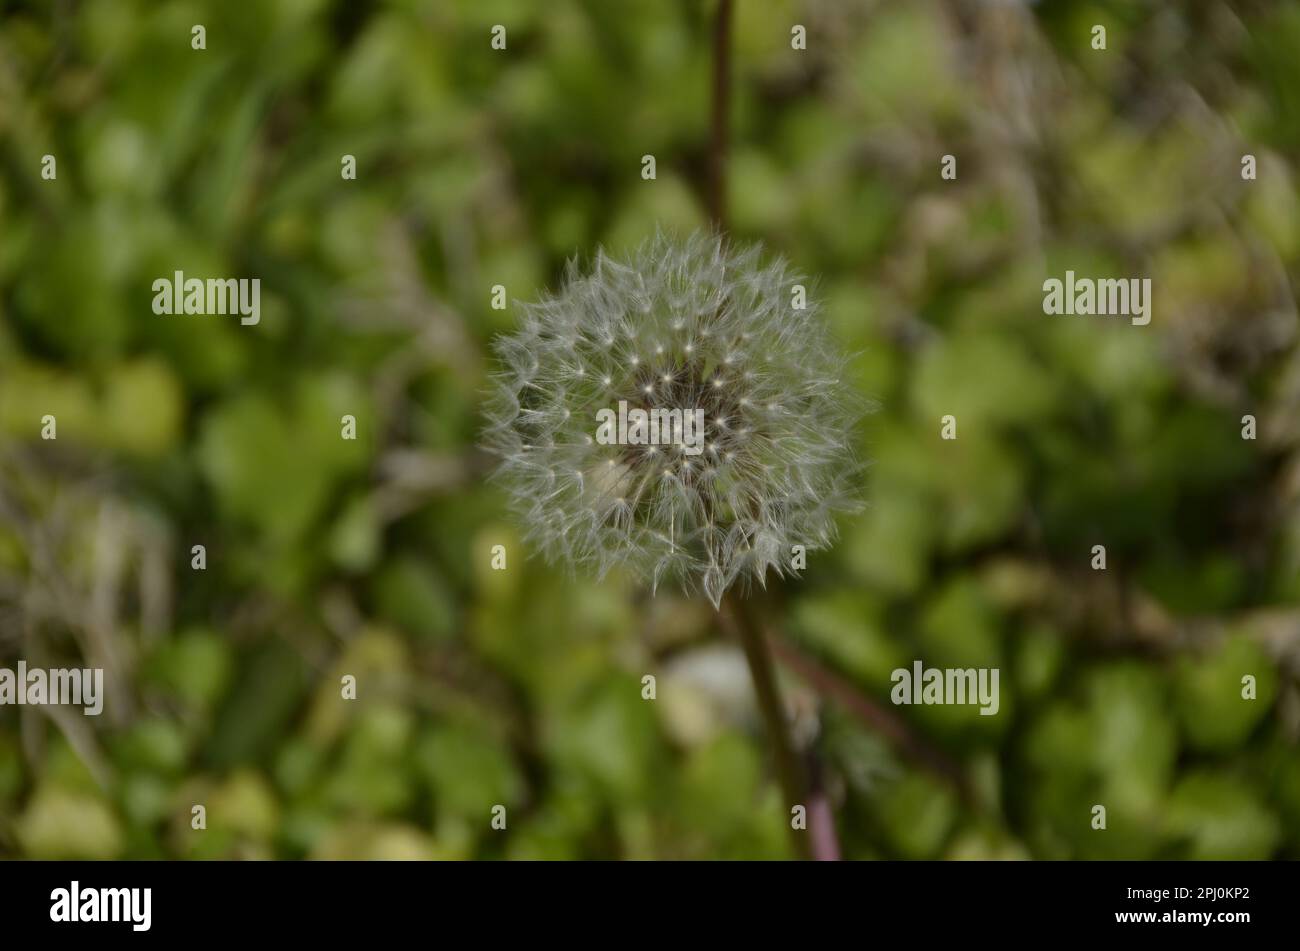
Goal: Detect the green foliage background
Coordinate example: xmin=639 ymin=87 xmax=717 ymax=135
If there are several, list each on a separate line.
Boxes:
xmin=2 ymin=0 xmax=1299 ymax=860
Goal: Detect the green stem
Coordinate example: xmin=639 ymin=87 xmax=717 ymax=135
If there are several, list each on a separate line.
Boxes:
xmin=721 ymin=592 xmax=811 ymax=859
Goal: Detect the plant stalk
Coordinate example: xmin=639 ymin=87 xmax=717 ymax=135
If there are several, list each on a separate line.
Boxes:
xmin=721 ymin=593 xmax=814 ymax=859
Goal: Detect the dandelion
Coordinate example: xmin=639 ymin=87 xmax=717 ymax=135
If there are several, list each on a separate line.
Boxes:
xmin=484 ymin=231 xmax=865 ymax=608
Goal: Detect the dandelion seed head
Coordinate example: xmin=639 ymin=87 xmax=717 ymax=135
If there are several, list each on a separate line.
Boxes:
xmin=483 ymin=231 xmax=866 ymax=607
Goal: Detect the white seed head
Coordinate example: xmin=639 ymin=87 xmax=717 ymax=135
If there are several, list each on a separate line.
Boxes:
xmin=483 ymin=231 xmax=865 ymax=607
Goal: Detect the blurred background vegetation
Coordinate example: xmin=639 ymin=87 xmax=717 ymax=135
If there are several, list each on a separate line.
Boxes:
xmin=2 ymin=0 xmax=1300 ymax=860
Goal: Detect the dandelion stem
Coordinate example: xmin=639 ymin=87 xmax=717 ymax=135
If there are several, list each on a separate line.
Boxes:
xmin=721 ymin=592 xmax=816 ymax=859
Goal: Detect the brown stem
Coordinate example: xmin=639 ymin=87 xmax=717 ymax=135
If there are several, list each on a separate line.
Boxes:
xmin=805 ymin=753 xmax=841 ymax=861
xmin=708 ymin=0 xmax=733 ymax=231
